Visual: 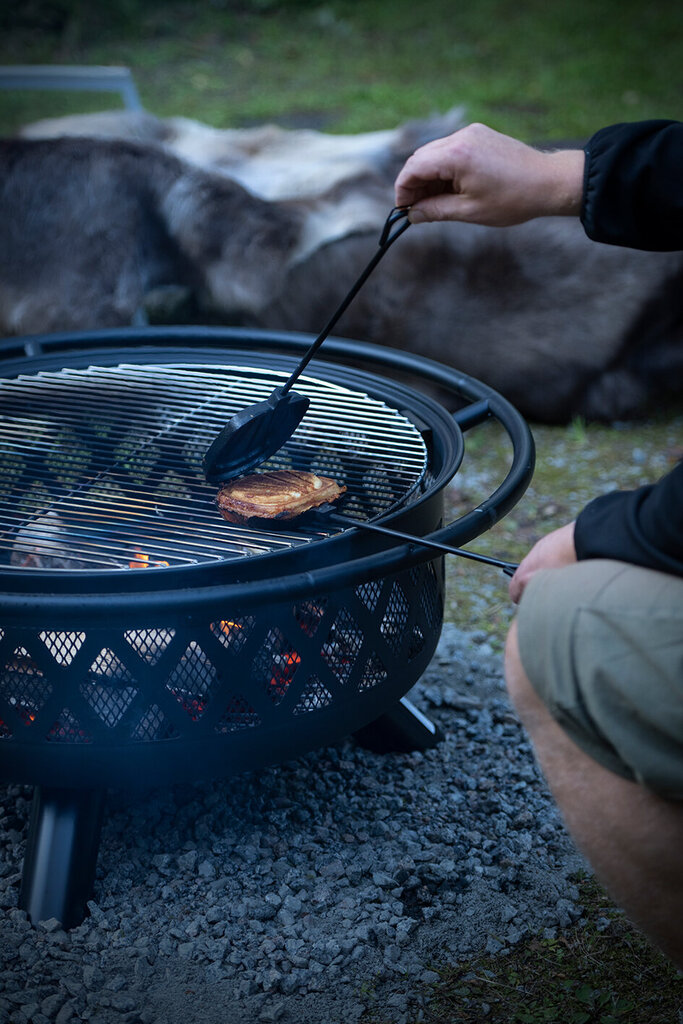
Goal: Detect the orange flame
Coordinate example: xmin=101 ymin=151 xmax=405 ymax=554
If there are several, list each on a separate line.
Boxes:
xmin=219 ymin=620 xmax=243 ymax=635
xmin=129 ymin=550 xmax=170 ymax=570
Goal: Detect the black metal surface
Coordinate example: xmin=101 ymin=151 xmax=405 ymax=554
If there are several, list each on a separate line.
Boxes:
xmin=0 ymin=328 xmax=534 ymax=791
xmin=0 ymin=348 xmax=457 ymax=593
xmin=324 ymin=511 xmax=518 ymax=575
xmin=203 ymin=387 xmax=310 ymax=483
xmin=202 ymin=207 xmax=410 ymax=483
xmin=0 ymin=327 xmax=534 ymax=930
xmin=19 ymin=786 xmax=105 ymax=928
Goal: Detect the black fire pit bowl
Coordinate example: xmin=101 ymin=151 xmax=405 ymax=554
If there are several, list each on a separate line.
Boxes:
xmin=0 ymin=326 xmax=535 ymax=928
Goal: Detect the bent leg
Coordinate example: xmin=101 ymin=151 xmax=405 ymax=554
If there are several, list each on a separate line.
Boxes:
xmin=505 ymin=618 xmax=683 ymax=969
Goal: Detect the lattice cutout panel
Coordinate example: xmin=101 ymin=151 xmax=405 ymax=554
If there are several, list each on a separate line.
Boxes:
xmin=293 ymin=676 xmax=333 ymax=715
xmin=0 ymin=557 xmax=445 ymax=783
xmin=294 ymin=599 xmax=328 ymax=638
xmin=253 ymin=628 xmax=301 ymax=706
xmin=356 ymin=580 xmax=382 ymax=613
xmin=215 ymin=694 xmax=261 ymax=733
xmin=419 ymin=562 xmax=443 ymax=629
xmin=321 ymin=608 xmax=363 ymax=685
xmin=210 ymin=616 xmax=255 ymax=653
xmin=39 ymin=630 xmax=86 ymax=666
xmin=0 ymin=648 xmax=52 ymax=725
xmin=125 ymin=628 xmax=175 ymax=665
xmin=80 ymin=681 xmax=138 ymax=728
xmin=164 ymin=643 xmax=217 ymax=721
xmin=359 ymin=654 xmax=389 ymax=692
xmin=130 ymin=704 xmax=179 ymax=742
xmin=47 ymin=708 xmax=92 ymax=744
xmin=89 ymin=648 xmax=137 ymax=686
xmin=407 ymin=625 xmax=426 ymax=661
xmin=380 ymin=582 xmax=410 ymax=654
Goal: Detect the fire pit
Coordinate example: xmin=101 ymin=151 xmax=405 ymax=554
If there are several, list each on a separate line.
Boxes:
xmin=0 ymin=326 xmax=534 ymax=927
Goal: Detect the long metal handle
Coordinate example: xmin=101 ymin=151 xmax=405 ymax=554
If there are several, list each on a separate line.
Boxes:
xmin=280 ymin=207 xmax=410 ymax=395
xmin=328 ymin=513 xmax=518 ymax=576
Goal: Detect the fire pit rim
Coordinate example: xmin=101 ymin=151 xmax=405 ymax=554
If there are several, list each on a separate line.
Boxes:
xmin=0 ymin=327 xmax=535 ymax=616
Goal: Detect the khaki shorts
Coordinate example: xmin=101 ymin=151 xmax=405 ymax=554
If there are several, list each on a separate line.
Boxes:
xmin=516 ymin=559 xmax=683 ymax=800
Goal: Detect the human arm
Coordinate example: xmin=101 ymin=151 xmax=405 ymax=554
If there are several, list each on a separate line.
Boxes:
xmin=510 ymin=461 xmax=683 ymax=604
xmin=393 ymin=122 xmax=584 ymax=226
xmin=508 ymin=522 xmax=577 ymax=603
xmin=582 ymin=120 xmax=683 ymax=250
xmin=573 ymin=461 xmax=683 ymax=576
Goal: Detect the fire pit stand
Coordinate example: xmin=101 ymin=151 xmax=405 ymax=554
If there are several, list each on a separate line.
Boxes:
xmin=0 ymin=326 xmax=534 ymax=928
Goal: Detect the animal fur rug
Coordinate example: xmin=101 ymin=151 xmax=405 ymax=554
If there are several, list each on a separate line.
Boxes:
xmin=2 ymin=108 xmax=683 ymax=422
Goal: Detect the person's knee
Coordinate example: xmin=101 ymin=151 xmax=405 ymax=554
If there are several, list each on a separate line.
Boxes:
xmin=504 ymin=618 xmax=553 ymax=735
xmin=504 ymin=619 xmax=529 ymax=710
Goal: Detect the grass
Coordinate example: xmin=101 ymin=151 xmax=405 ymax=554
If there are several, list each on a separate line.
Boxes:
xmin=359 ymin=875 xmax=683 ymax=1024
xmin=1 ymin=0 xmax=682 ymax=139
xmin=417 ymin=874 xmax=683 ymax=1024
xmin=442 ymin=410 xmax=683 ymax=643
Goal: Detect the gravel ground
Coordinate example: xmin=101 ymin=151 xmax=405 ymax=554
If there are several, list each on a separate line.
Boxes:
xmin=0 ymin=622 xmax=586 ymax=1024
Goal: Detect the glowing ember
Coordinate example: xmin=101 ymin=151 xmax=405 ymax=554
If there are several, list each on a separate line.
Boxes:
xmin=270 ymin=651 xmax=301 ymax=697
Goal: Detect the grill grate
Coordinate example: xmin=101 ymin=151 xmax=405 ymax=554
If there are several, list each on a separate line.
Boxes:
xmin=0 ymin=363 xmax=428 ymax=571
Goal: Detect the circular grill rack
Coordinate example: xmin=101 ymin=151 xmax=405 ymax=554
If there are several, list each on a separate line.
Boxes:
xmin=0 ymin=328 xmax=534 ymax=789
xmin=0 ymin=356 xmax=448 ymax=587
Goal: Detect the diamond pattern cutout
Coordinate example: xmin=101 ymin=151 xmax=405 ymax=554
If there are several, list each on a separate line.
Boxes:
xmin=39 ymin=630 xmax=86 ymax=666
xmin=215 ymin=695 xmax=261 ymax=733
xmin=419 ymin=563 xmax=442 ymax=629
xmin=359 ymin=654 xmax=388 ymax=692
xmin=125 ymin=628 xmax=175 ymax=665
xmin=321 ymin=608 xmax=363 ymax=685
xmin=407 ymin=624 xmax=426 ymax=660
xmin=210 ymin=616 xmax=255 ymax=653
xmin=356 ymin=580 xmax=382 ymax=613
xmin=253 ymin=628 xmax=300 ymax=705
xmin=89 ymin=648 xmax=137 ymax=686
xmin=130 ymin=704 xmax=179 ymax=742
xmin=293 ymin=676 xmax=333 ymax=715
xmin=80 ymin=681 xmax=138 ymax=728
xmin=165 ymin=643 xmax=216 ymax=721
xmin=0 ymin=647 xmax=52 ymax=725
xmin=294 ymin=599 xmax=328 ymax=638
xmin=380 ymin=582 xmax=410 ymax=653
xmin=46 ymin=708 xmax=92 ymax=744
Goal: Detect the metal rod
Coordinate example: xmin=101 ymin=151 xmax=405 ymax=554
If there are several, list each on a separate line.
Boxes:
xmin=328 ymin=513 xmax=518 ymax=576
xmin=280 ymin=208 xmax=410 ymax=395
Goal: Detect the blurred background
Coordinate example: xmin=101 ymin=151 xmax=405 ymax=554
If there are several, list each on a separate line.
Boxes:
xmin=1 ymin=0 xmax=682 ymax=140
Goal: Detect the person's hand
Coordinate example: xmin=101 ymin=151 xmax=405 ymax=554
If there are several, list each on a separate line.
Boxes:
xmin=394 ymin=122 xmax=584 ymax=227
xmin=509 ymin=521 xmax=577 ymax=604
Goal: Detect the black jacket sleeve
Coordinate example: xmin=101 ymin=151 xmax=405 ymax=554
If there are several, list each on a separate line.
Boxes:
xmin=581 ymin=119 xmax=683 ymax=251
xmin=574 ymin=120 xmax=683 ymax=575
xmin=574 ymin=461 xmax=683 ymax=576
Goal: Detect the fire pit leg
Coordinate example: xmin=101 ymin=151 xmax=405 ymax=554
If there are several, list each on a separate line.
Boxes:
xmin=19 ymin=786 xmax=105 ymax=930
xmin=352 ymin=696 xmax=443 ymax=754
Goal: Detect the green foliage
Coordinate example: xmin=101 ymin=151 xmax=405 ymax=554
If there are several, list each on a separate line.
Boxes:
xmin=1 ymin=0 xmax=682 ymax=138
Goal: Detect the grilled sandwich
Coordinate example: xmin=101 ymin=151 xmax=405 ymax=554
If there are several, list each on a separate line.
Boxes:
xmin=216 ymin=470 xmax=345 ymax=524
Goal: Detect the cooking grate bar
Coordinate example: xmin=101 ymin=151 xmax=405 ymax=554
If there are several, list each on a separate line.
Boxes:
xmin=1 ymin=362 xmax=430 ymax=571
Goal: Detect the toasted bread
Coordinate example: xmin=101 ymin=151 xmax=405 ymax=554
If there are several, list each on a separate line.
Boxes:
xmin=216 ymin=470 xmax=345 ymax=524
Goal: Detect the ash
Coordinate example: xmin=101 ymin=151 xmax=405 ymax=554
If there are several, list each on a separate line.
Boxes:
xmin=0 ymin=624 xmax=585 ymax=1024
